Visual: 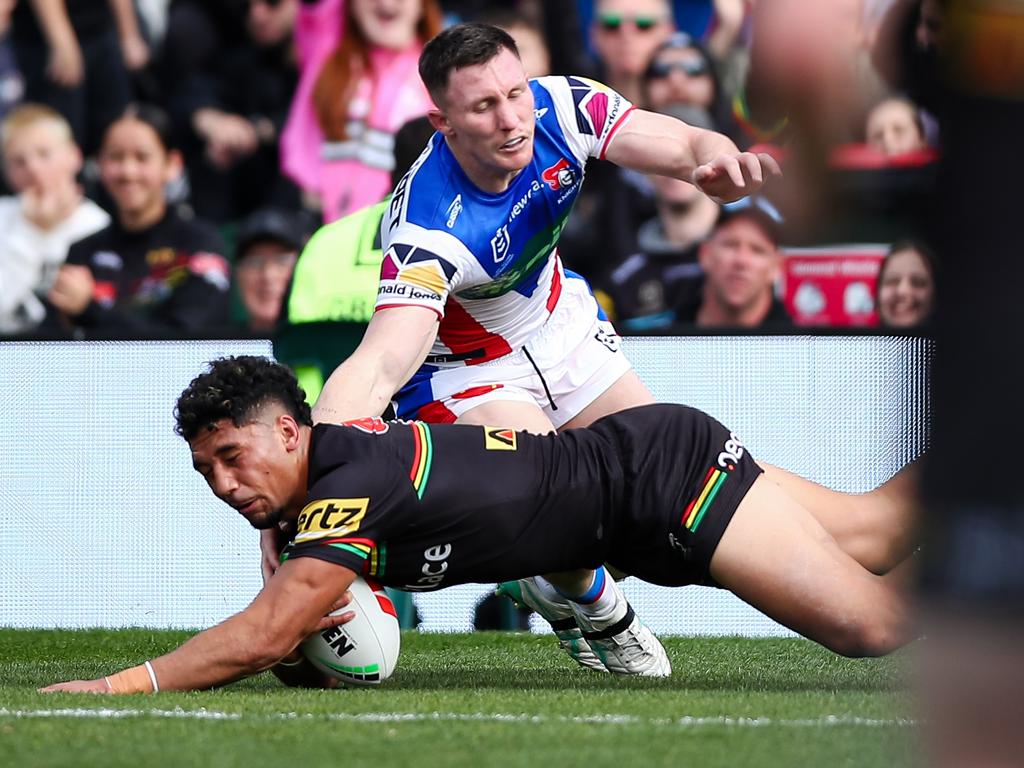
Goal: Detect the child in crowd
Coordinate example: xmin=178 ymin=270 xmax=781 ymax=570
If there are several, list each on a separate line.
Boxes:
xmin=45 ymin=104 xmax=230 ymax=336
xmin=0 ymin=103 xmax=109 ymax=334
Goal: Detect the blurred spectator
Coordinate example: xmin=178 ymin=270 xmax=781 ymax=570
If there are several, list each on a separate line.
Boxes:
xmin=742 ymin=0 xmax=890 ymax=148
xmin=872 ymin=0 xmax=945 ymax=116
xmin=590 ymin=0 xmax=674 ymax=105
xmin=674 ymin=1 xmax=752 ymax=134
xmin=0 ymin=103 xmax=109 ymax=334
xmin=233 ymin=207 xmax=311 ymax=333
xmin=0 ymin=0 xmax=25 ymax=129
xmin=596 ymin=156 xmax=719 ymax=330
xmin=558 ymin=0 xmax=676 ymax=278
xmin=159 ymin=1 xmax=248 ymax=89
xmin=705 ymin=0 xmax=751 ymax=63
xmin=10 ymin=0 xmax=149 ymax=156
xmin=672 ymin=196 xmax=793 ymax=328
xmin=875 ymin=238 xmax=935 ymax=329
xmin=479 ymin=9 xmax=551 ymax=78
xmin=280 ymin=0 xmax=442 ymax=223
xmin=45 ymin=103 xmax=230 ymax=336
xmin=176 ymin=0 xmax=301 ymax=223
xmin=865 ymin=94 xmax=929 ymax=156
xmin=641 ymin=31 xmax=745 ymax=142
xmin=643 ymin=33 xmax=716 ymax=114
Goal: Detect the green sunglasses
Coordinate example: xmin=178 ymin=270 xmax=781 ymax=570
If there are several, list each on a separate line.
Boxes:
xmin=598 ymin=12 xmax=664 ymax=32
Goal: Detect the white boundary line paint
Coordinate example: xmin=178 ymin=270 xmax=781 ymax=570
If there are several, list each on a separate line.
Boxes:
xmin=0 ymin=708 xmax=915 ymax=728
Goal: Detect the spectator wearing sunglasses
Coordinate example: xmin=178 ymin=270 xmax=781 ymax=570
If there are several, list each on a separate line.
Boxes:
xmin=555 ymin=0 xmax=675 ymax=278
xmin=591 ymin=0 xmax=674 ymax=105
xmin=642 ymin=32 xmax=748 ymax=147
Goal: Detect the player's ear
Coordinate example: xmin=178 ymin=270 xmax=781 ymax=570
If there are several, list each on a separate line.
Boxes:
xmin=278 ymin=413 xmax=301 ymax=450
xmin=427 ymin=108 xmax=452 ymax=137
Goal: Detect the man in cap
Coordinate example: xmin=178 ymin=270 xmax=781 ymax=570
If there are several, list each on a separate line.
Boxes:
xmin=233 ymin=207 xmax=311 ymax=334
xmin=673 ymin=196 xmax=793 ymax=328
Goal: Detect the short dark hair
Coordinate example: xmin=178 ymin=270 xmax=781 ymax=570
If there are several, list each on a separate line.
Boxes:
xmin=418 ymin=23 xmax=520 ymax=104
xmin=108 ymin=102 xmax=177 ymax=153
xmin=174 ymin=356 xmax=312 ymax=442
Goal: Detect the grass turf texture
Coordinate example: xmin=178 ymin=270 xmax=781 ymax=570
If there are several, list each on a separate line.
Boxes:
xmin=1 ymin=629 xmax=917 ymax=768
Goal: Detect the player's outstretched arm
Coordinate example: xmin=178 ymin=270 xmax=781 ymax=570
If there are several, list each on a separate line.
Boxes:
xmin=603 ymin=109 xmax=782 ymax=203
xmin=39 ymin=559 xmax=358 ymax=694
xmin=312 ymin=305 xmax=439 ymax=425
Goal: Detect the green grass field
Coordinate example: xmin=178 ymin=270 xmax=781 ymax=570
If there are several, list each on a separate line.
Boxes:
xmin=0 ymin=629 xmax=918 ymax=768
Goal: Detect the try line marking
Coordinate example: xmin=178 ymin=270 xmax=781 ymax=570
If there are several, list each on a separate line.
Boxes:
xmin=0 ymin=708 xmax=915 ymax=728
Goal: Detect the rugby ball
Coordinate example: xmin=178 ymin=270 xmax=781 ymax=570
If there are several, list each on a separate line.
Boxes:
xmin=300 ymin=576 xmax=401 ymax=686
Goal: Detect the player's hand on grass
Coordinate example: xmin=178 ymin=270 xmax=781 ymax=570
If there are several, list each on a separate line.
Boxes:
xmin=692 ymin=152 xmax=782 ymax=203
xmin=39 ymin=678 xmax=110 ymax=694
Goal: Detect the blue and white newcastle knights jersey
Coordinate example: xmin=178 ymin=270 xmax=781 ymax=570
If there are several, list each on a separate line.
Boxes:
xmin=376 ymin=75 xmax=634 ymax=366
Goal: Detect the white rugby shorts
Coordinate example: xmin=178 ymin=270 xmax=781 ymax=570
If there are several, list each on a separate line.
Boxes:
xmin=395 ymin=276 xmax=631 ymax=429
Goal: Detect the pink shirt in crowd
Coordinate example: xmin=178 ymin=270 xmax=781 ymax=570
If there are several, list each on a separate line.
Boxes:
xmin=280 ymin=0 xmax=434 ymax=223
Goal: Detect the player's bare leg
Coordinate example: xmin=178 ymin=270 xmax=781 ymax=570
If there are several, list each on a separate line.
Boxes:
xmin=558 ymin=369 xmax=655 ymax=431
xmin=710 ymin=473 xmax=914 ymax=657
xmin=760 ymin=461 xmax=921 ymax=574
xmin=548 ymin=371 xmax=669 ymax=676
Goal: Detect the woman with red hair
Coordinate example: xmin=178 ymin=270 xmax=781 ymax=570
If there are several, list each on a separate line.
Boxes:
xmin=281 ymin=0 xmax=442 ymax=222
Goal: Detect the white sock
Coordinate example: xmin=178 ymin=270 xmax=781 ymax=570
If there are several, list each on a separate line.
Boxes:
xmin=562 ymin=568 xmax=625 ymax=625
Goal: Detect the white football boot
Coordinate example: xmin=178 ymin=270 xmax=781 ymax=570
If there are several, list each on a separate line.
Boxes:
xmin=570 ymin=578 xmax=672 ymax=678
xmin=496 ymin=578 xmax=607 ymax=672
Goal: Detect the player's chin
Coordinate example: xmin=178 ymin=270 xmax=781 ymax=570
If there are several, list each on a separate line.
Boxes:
xmin=247 ymin=508 xmax=284 ymax=530
xmin=496 ymin=141 xmax=532 ymax=169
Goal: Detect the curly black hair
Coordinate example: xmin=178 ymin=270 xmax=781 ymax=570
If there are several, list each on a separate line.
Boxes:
xmin=174 ymin=356 xmax=312 ymax=442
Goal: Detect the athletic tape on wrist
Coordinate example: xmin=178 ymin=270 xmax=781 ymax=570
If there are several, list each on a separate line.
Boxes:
xmin=144 ymin=660 xmax=159 ymax=692
xmin=105 ymin=663 xmax=155 ymax=694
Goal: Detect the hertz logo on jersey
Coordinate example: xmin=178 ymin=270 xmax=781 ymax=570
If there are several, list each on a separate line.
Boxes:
xmin=484 ymin=427 xmax=517 ymax=451
xmin=294 ymin=498 xmax=369 ymax=543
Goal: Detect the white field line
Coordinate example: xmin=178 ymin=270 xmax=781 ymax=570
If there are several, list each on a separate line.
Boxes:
xmin=0 ymin=708 xmax=915 ymax=728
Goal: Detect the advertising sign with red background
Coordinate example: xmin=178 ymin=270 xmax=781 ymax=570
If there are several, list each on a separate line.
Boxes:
xmin=780 ymin=245 xmax=888 ymax=326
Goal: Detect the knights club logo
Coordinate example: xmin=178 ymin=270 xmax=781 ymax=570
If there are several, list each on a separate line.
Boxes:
xmin=542 ymin=158 xmax=577 ymax=191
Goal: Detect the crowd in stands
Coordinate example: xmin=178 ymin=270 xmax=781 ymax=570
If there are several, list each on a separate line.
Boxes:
xmin=0 ymin=0 xmax=940 ymax=344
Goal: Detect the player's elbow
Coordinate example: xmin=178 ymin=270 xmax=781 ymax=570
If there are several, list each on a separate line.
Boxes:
xmin=238 ymin=622 xmax=305 ymax=671
xmin=825 ymin=616 xmax=905 ymax=658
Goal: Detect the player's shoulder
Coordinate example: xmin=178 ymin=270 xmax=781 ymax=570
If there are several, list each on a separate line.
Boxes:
xmin=531 ymin=74 xmax=624 ymax=106
xmin=309 ymin=420 xmax=407 ymax=484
